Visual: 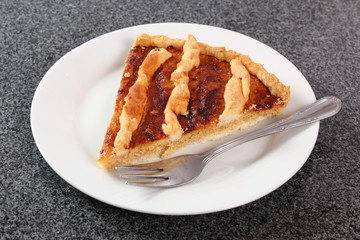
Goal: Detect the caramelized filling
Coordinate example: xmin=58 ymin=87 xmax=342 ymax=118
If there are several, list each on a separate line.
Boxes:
xmin=244 ymin=74 xmax=280 ymax=111
xmin=131 ymin=47 xmax=183 ymax=147
xmin=102 ymin=46 xmax=282 ymax=152
xmin=100 ymin=46 xmax=153 ymax=157
xmin=178 ymin=54 xmax=232 ymax=133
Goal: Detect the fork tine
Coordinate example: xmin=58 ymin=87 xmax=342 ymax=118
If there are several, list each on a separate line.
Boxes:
xmin=115 ymin=167 xmax=163 ymax=175
xmin=120 ymin=174 xmax=169 ymax=183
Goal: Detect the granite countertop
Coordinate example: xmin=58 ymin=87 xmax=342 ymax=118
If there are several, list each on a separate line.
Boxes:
xmin=1 ymin=0 xmax=359 ymax=239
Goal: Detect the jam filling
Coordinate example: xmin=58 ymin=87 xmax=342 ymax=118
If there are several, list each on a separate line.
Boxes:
xmin=103 ymin=46 xmax=281 ymax=151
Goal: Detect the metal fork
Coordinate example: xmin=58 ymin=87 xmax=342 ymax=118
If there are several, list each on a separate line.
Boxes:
xmin=116 ymin=96 xmax=342 ymax=188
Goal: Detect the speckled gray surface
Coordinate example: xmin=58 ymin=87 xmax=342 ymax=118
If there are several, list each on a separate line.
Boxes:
xmin=1 ymin=0 xmax=359 ymax=239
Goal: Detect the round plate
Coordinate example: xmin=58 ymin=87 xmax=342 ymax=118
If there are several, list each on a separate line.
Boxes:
xmin=31 ymin=23 xmax=318 ymax=215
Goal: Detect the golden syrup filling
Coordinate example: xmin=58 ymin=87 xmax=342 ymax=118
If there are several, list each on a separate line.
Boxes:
xmin=100 ymin=46 xmax=154 ymax=157
xmin=131 ymin=47 xmax=183 ymax=147
xmin=178 ymin=54 xmax=232 ymax=133
xmin=244 ymin=74 xmax=280 ymax=111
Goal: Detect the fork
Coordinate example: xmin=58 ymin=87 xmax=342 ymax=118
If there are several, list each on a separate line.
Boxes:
xmin=116 ymin=96 xmax=342 ymax=188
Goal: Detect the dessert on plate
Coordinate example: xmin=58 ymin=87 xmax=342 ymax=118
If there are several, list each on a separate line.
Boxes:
xmin=97 ymin=34 xmax=290 ymax=169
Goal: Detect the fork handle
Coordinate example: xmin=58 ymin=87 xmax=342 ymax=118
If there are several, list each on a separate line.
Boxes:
xmin=204 ymin=96 xmax=342 ymax=161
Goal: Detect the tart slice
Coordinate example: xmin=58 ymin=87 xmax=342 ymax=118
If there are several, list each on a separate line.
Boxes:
xmin=97 ymin=34 xmax=290 ymax=169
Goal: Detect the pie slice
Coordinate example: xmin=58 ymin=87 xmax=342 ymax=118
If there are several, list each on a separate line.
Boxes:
xmin=97 ymin=34 xmax=290 ymax=169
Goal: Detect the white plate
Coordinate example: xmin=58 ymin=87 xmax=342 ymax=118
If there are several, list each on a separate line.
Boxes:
xmin=31 ymin=23 xmax=318 ymax=215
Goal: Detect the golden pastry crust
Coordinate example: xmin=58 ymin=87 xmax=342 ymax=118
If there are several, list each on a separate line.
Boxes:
xmin=219 ymin=58 xmax=250 ymax=125
xmin=240 ymin=55 xmax=290 ymax=103
xmin=97 ymin=34 xmax=290 ymax=169
xmin=133 ymin=33 xmax=185 ymax=50
xmin=114 ymin=48 xmax=172 ymax=154
xmin=162 ymin=35 xmax=200 ymax=140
